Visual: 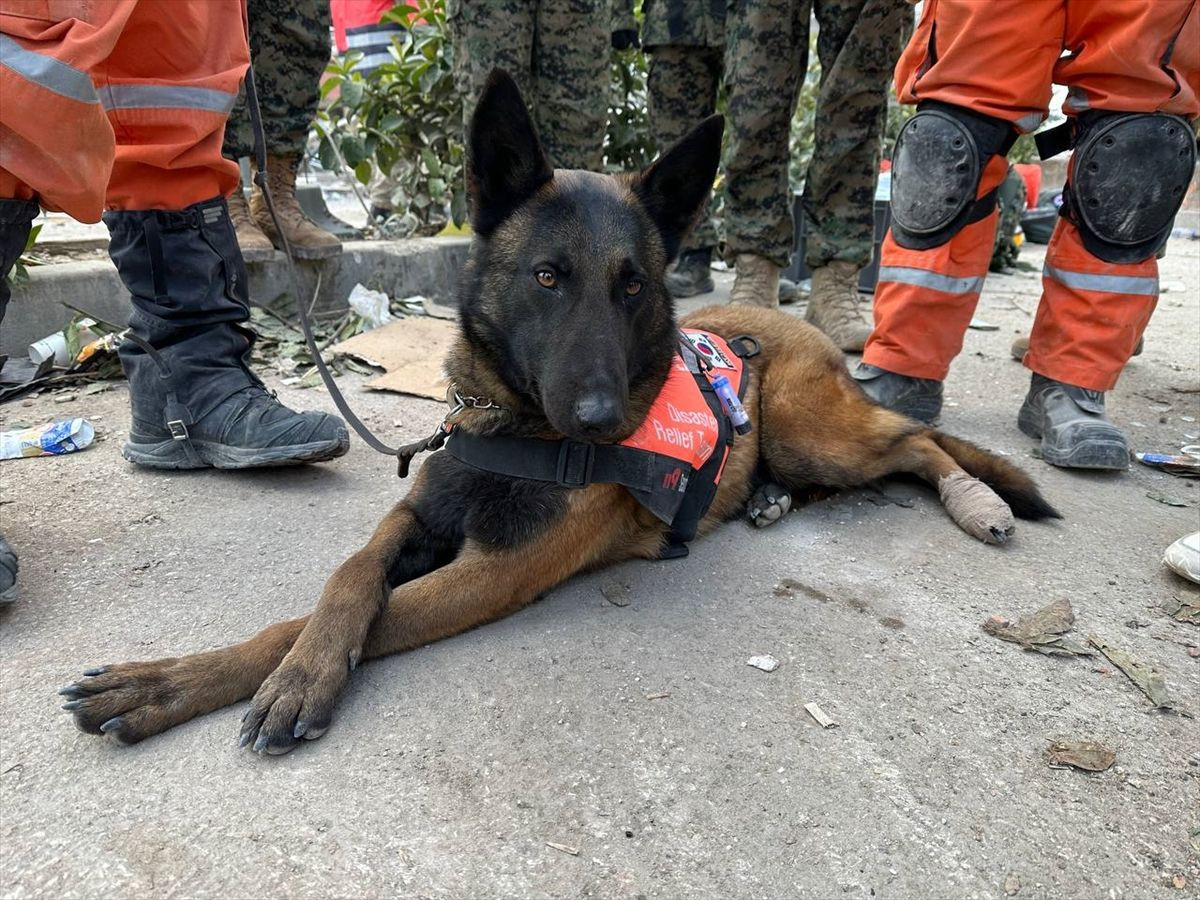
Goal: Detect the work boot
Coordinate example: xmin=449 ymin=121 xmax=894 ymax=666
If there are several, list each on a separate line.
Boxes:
xmin=1011 ymin=333 xmax=1143 ymax=361
xmin=1017 ymin=373 xmax=1129 ymax=470
xmin=778 ymin=277 xmax=802 ymax=305
xmin=106 ymin=196 xmax=349 ymax=469
xmin=250 ymin=154 xmax=342 ymax=260
xmin=729 ymin=253 xmax=780 ymax=308
xmin=0 ymin=198 xmax=39 ymax=324
xmin=227 ymin=189 xmax=275 ymax=262
xmin=806 ymin=261 xmax=872 ymax=352
xmin=852 ymin=362 xmax=944 ymax=423
xmin=666 ymin=248 xmax=715 ymax=298
xmin=0 ymin=535 xmax=16 ymax=606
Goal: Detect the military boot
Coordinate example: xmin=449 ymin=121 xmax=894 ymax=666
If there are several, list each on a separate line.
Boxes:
xmin=852 ymin=362 xmax=944 ymax=423
xmin=806 ymin=261 xmax=872 ymax=352
xmin=0 ymin=536 xmax=16 ymax=606
xmin=1017 ymin=373 xmax=1129 ymax=470
xmin=227 ymin=188 xmax=275 ymax=262
xmin=729 ymin=253 xmax=780 ymax=308
xmin=250 ymin=154 xmax=341 ymax=260
xmin=666 ymin=248 xmax=715 ymax=298
xmin=106 ymin=196 xmax=349 ymax=469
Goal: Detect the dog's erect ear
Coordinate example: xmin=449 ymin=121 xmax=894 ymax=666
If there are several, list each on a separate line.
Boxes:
xmin=631 ymin=115 xmax=724 ymax=260
xmin=467 ymin=69 xmax=553 ymax=235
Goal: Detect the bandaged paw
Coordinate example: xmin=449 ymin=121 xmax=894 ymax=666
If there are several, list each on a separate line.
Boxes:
xmin=938 ymin=472 xmax=1015 ymax=544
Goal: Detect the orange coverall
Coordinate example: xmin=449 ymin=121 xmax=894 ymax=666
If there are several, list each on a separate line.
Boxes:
xmin=864 ymin=0 xmax=1199 ymax=392
xmin=0 ymin=0 xmax=249 ymax=221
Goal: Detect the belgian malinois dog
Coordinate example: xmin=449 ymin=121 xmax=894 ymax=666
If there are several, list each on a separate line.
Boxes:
xmin=60 ymin=71 xmax=1057 ymax=754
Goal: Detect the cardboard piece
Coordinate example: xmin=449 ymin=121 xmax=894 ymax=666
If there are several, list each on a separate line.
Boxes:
xmin=330 ymin=316 xmax=457 ymax=401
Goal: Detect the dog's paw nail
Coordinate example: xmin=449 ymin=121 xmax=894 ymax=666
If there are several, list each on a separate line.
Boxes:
xmin=99 ymin=716 xmax=124 ymax=735
xmin=253 ymin=734 xmax=269 ymax=754
xmin=61 ymin=700 xmax=84 ymax=711
xmin=58 ymin=683 xmax=84 ymax=698
xmin=347 ymin=650 xmax=361 ymax=672
xmin=81 ymin=666 xmax=108 ymax=677
xmin=237 ymin=728 xmax=254 ymax=749
xmin=293 ymin=720 xmax=309 ymax=739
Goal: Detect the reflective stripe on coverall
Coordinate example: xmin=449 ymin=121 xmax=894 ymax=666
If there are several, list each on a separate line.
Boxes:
xmin=864 ymin=0 xmax=1199 ymax=392
xmin=0 ymin=0 xmax=249 ymax=221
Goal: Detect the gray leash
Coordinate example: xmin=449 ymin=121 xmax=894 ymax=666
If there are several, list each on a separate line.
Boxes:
xmin=243 ymin=62 xmax=444 ymax=476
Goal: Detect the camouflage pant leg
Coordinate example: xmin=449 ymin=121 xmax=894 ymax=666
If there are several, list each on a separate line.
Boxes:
xmin=449 ymin=0 xmax=538 ymax=140
xmin=223 ymin=0 xmax=332 ymax=159
xmin=647 ymin=45 xmax=723 ymax=251
xmin=801 ymin=0 xmax=911 ymax=268
xmin=532 ymin=0 xmax=610 ymax=170
xmin=723 ymin=0 xmax=812 ymax=266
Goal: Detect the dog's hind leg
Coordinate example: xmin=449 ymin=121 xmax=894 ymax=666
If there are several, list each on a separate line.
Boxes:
xmin=756 ymin=354 xmax=1056 ymax=544
xmin=62 ymin=495 xmax=445 ymax=747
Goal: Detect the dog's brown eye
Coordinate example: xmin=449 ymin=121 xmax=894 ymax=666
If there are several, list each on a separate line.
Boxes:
xmin=535 ymin=270 xmax=556 ymax=289
xmin=624 ymin=279 xmax=643 ymax=297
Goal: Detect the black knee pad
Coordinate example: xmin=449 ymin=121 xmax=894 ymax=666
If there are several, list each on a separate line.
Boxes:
xmin=1063 ymin=112 xmax=1197 ymax=264
xmin=890 ymin=102 xmax=1017 ymax=250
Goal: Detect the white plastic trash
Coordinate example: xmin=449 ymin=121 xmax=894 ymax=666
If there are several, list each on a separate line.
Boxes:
xmin=347 ymin=283 xmax=394 ymax=330
xmin=0 ymin=419 xmax=95 ymax=460
xmin=1163 ymin=531 xmax=1200 ymax=584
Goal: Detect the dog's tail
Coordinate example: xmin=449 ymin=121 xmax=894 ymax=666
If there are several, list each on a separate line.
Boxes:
xmin=930 ymin=431 xmax=1061 ymax=521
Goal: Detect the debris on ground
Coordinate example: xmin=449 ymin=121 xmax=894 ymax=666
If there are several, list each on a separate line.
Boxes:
xmin=982 ymin=598 xmax=1095 ymax=656
xmin=0 ymin=419 xmax=95 ymax=459
xmin=773 ymin=578 xmax=827 ymax=601
xmin=421 ymin=296 xmax=457 ymax=320
xmin=1145 ymin=490 xmax=1191 ymax=508
xmin=1135 ymin=449 xmax=1200 ymax=477
xmin=747 ymin=654 xmax=780 ymax=673
xmin=1162 ymin=532 xmax=1200 ymax=586
xmin=0 ymin=312 xmax=126 ymax=402
xmin=1045 ymin=739 xmax=1116 ymax=772
xmin=803 ymin=702 xmax=838 ymax=729
xmin=644 ymin=691 xmax=670 ymax=701
xmin=545 ymin=841 xmax=579 ymax=856
xmin=600 ymin=582 xmax=630 ymax=607
xmin=329 ymin=317 xmax=457 ymax=400
xmin=967 ymin=317 xmax=1000 ymax=331
xmin=1161 ymin=593 xmax=1200 ymax=625
xmin=1088 ymin=636 xmax=1174 ymax=710
xmin=1004 ymin=873 xmax=1021 ymax=895
xmin=346 ymin=284 xmax=395 ymax=329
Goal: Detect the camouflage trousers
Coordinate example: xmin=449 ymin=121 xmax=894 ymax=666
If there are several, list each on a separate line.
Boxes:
xmin=447 ymin=0 xmax=609 ymax=171
xmin=647 ymin=44 xmax=723 ymax=252
xmin=724 ymin=0 xmax=910 ymax=268
xmin=224 ymin=0 xmax=332 ymax=160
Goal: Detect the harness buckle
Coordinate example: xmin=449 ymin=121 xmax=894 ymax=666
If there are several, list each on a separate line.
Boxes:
xmin=167 ymin=419 xmax=189 ymax=441
xmin=556 ymin=440 xmax=595 ymax=487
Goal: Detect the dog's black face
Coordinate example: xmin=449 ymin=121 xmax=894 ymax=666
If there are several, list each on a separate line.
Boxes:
xmin=457 ymin=70 xmax=724 ymax=442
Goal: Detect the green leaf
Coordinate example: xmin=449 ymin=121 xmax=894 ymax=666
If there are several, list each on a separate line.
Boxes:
xmin=340 ymin=78 xmax=364 ymax=109
xmin=354 ymin=159 xmax=373 ymax=184
xmin=341 ymin=135 xmax=368 ymax=168
xmin=420 ymin=147 xmax=442 ymax=178
xmin=450 ymin=189 xmax=468 ymax=227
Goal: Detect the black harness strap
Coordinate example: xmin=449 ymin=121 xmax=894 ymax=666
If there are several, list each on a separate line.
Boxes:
xmin=445 ymin=430 xmax=658 ymax=491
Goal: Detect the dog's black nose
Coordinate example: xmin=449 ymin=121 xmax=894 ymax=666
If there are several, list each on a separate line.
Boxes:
xmin=572 ymin=393 xmax=622 ymax=435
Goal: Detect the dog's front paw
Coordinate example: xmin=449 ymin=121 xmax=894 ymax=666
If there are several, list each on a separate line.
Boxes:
xmin=747 ymin=482 xmax=792 ymax=528
xmin=59 ymin=657 xmax=206 ymax=744
xmin=238 ymin=648 xmax=352 ymax=755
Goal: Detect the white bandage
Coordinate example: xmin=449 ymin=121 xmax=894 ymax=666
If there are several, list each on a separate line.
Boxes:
xmin=938 ymin=472 xmax=1015 ymax=544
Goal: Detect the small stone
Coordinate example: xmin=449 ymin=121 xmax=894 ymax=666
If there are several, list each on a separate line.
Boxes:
xmin=747 ymin=654 xmax=780 ymax=672
xmin=1004 ymin=874 xmax=1021 ymax=895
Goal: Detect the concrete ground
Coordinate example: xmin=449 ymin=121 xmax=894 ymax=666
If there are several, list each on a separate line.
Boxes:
xmin=1 ymin=239 xmax=1198 ymax=899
